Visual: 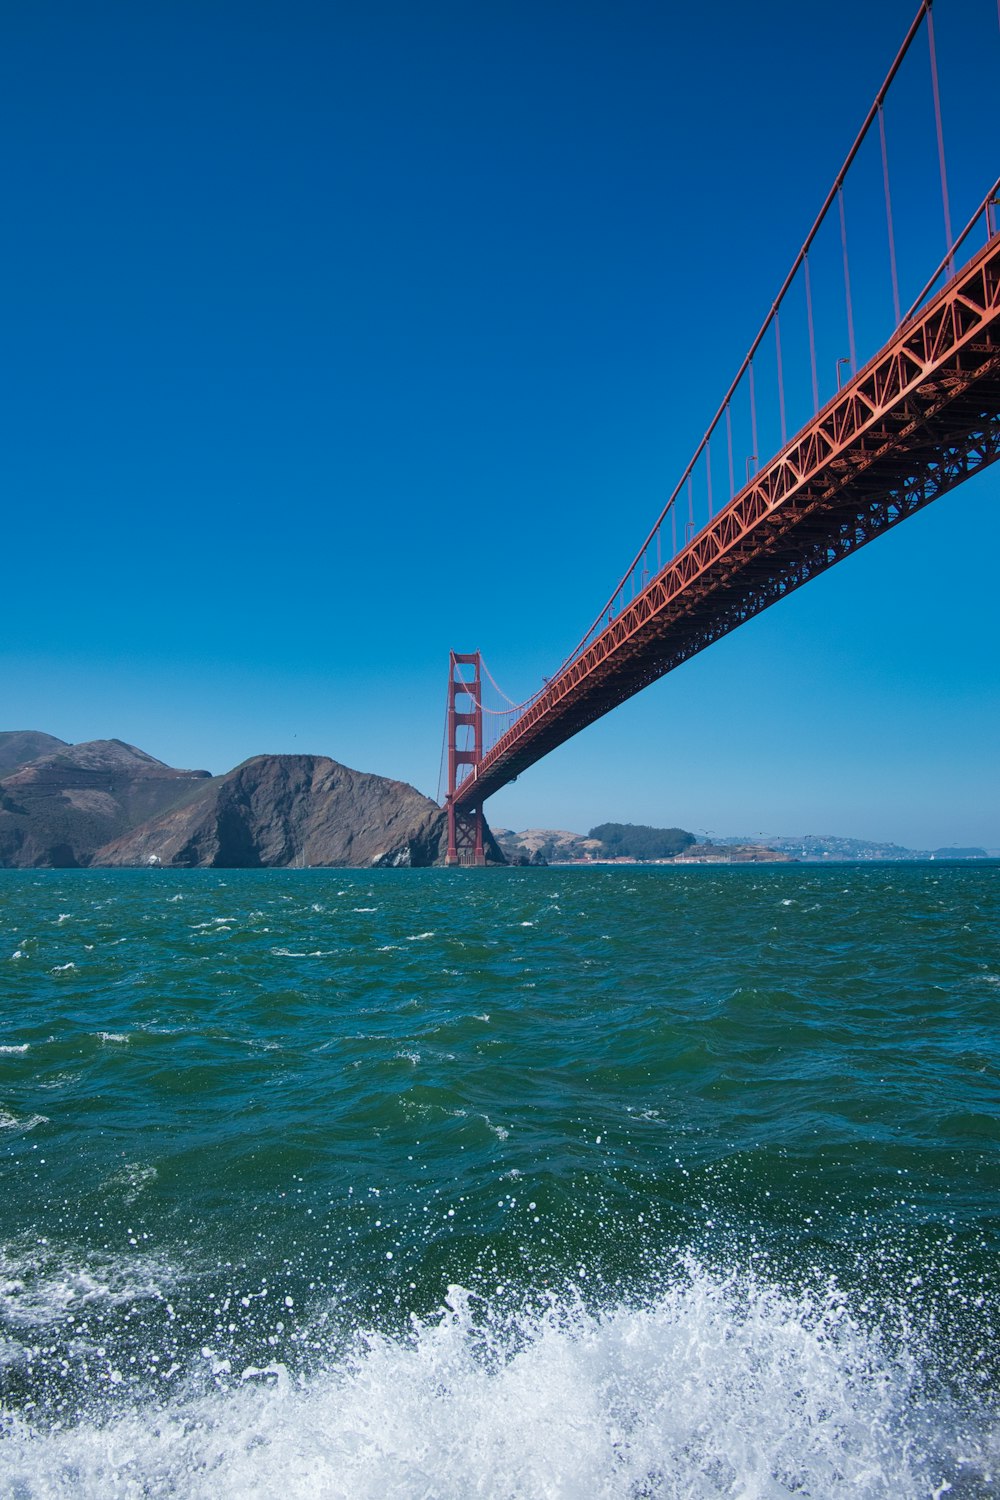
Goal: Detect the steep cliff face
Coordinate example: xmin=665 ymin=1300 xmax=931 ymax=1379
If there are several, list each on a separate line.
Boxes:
xmin=96 ymin=756 xmax=503 ymax=876
xmin=95 ymin=754 xmax=505 ymax=868
xmin=0 ymin=739 xmax=211 ymax=868
xmin=0 ymin=735 xmax=504 ymax=869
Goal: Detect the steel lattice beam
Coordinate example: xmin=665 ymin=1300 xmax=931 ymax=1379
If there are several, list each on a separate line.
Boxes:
xmin=454 ymin=233 xmax=1000 ymax=811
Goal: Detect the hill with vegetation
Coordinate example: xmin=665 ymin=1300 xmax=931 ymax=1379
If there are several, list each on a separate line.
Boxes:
xmin=587 ymin=822 xmax=697 ymax=860
xmin=496 ymin=823 xmax=700 ymax=864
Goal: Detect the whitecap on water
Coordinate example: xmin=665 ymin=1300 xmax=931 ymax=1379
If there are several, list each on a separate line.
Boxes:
xmin=0 ymin=1263 xmax=989 ymax=1498
xmin=0 ymin=1241 xmax=175 ymax=1331
xmin=0 ymin=1108 xmax=48 ymax=1133
xmin=270 ymin=948 xmax=336 ymax=958
xmin=108 ymin=1162 xmax=159 ymax=1203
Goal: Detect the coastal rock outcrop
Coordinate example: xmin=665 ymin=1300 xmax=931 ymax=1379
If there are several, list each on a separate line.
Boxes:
xmin=0 ymin=739 xmax=211 ymax=868
xmin=0 ymin=733 xmax=504 ymax=868
xmin=97 ymin=753 xmax=505 ymax=869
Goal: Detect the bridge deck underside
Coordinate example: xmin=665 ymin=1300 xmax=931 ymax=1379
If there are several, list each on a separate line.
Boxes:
xmin=455 ymin=234 xmax=1000 ymax=811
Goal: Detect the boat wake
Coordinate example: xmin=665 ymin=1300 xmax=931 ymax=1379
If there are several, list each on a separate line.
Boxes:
xmin=1 ymin=1258 xmax=995 ymax=1498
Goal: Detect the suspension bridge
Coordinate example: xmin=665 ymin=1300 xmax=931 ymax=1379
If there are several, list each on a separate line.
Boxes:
xmin=442 ymin=0 xmax=1000 ymax=864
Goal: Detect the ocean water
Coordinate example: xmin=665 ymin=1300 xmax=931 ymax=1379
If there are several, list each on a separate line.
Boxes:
xmin=0 ymin=862 xmax=997 ymax=1498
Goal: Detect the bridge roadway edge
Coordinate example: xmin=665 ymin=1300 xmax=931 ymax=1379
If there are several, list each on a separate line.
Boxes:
xmin=454 ymin=233 xmax=1000 ymax=812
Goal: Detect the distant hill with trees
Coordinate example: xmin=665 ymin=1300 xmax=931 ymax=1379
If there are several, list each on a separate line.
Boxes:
xmin=587 ymin=823 xmax=697 ymax=859
xmin=494 ymin=823 xmax=698 ymax=863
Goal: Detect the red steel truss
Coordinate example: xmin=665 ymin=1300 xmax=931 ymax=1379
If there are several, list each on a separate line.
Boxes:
xmin=454 ymin=233 xmax=1000 ymax=812
xmin=445 ymin=651 xmax=486 ymax=865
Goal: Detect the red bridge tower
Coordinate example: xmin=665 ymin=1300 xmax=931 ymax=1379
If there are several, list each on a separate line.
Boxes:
xmin=445 ymin=651 xmax=485 ymax=866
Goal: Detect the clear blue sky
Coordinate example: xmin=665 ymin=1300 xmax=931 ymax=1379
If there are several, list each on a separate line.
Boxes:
xmin=3 ymin=0 xmax=997 ymax=850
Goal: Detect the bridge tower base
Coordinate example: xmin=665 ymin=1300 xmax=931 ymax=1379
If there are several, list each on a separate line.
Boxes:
xmin=445 ymin=651 xmax=486 ymax=867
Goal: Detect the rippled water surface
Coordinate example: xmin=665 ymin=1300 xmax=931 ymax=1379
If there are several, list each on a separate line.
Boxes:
xmin=1 ymin=863 xmax=997 ymax=1496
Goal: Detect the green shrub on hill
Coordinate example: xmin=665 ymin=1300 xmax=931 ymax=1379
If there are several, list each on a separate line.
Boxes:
xmin=588 ymin=822 xmax=696 ymax=860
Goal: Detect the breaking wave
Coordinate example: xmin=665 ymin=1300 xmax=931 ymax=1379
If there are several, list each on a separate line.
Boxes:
xmin=0 ymin=1261 xmax=995 ymax=1498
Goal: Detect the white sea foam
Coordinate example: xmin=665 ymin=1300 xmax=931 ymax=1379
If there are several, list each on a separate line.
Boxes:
xmin=0 ymin=1108 xmax=48 ymax=1132
xmin=51 ymin=962 xmax=76 ymax=972
xmin=109 ymin=1162 xmax=159 ymax=1203
xmin=0 ymin=1243 xmax=174 ymax=1330
xmin=0 ymin=1044 xmax=29 ymax=1054
xmin=0 ymin=1266 xmax=991 ymax=1497
xmin=270 ymin=948 xmax=336 ymax=958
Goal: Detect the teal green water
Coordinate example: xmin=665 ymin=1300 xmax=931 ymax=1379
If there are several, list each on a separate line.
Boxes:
xmin=0 ymin=864 xmax=997 ymax=1496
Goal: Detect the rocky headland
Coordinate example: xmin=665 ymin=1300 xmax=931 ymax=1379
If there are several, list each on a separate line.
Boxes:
xmin=0 ymin=733 xmax=503 ymax=869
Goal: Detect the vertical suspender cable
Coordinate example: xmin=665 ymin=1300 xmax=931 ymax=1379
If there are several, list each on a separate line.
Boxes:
xmin=774 ymin=311 xmax=787 ymax=446
xmin=926 ymin=3 xmax=954 ymax=276
xmin=878 ymin=104 xmax=902 ymax=326
xmin=557 ymin=2 xmax=931 ymax=677
xmin=687 ymin=475 xmax=694 ymax=538
xmin=749 ymin=360 xmax=759 ymax=472
xmin=804 ymin=252 xmax=819 ymax=413
xmin=726 ymin=403 xmax=735 ymax=501
xmin=838 ymin=186 xmax=857 ymax=375
xmin=706 ymin=440 xmax=714 ymax=519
